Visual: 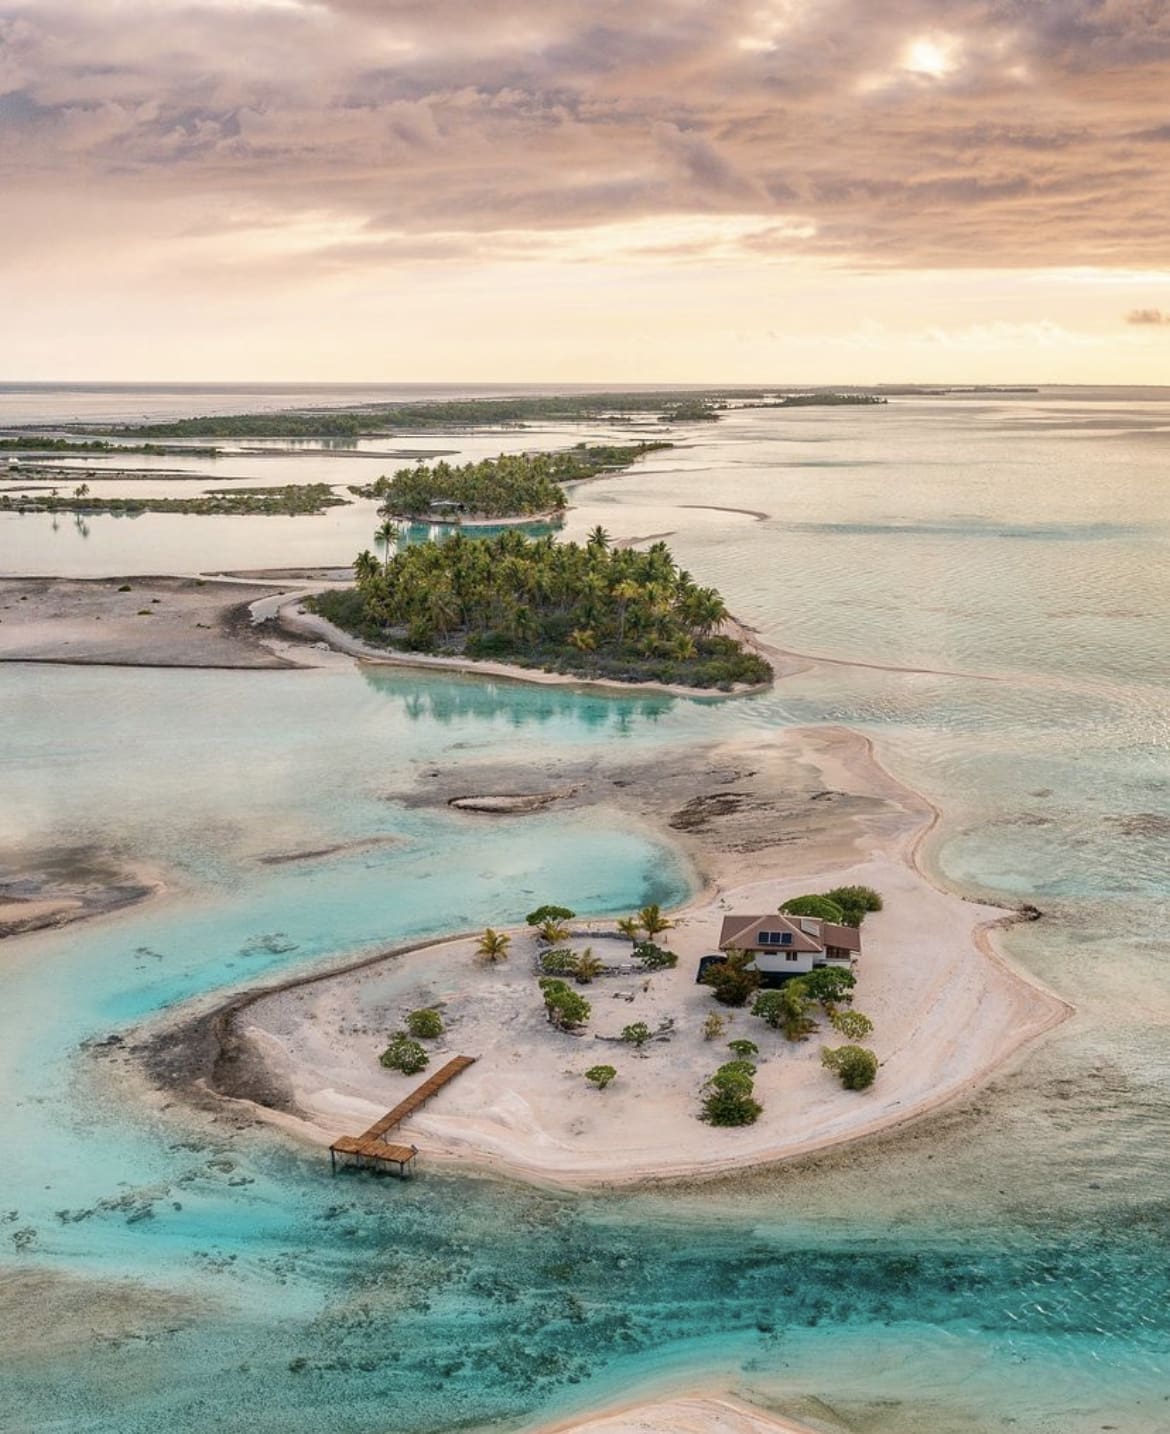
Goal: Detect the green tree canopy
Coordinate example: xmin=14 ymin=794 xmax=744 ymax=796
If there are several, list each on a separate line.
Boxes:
xmin=526 ymin=904 xmax=576 ymax=927
xmin=780 ymin=894 xmax=846 ymax=922
xmin=584 ymin=1065 xmax=617 ymax=1090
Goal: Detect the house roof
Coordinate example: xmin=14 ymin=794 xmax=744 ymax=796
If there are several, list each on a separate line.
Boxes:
xmin=717 ymin=914 xmax=824 ymax=954
xmin=822 ymin=921 xmax=862 ymax=952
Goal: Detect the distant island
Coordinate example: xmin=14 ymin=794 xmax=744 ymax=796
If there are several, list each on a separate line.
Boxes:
xmin=751 ymin=393 xmax=888 ymax=408
xmin=76 ymin=391 xmax=758 ymax=440
xmin=351 ymin=442 xmax=670 ymax=522
xmin=0 ymin=483 xmax=346 ymax=517
xmin=310 ymin=529 xmax=773 ymax=690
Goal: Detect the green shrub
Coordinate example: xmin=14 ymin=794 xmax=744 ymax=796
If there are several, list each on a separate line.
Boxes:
xmin=727 ymin=1038 xmax=758 ymax=1058
xmin=823 ymin=885 xmax=883 ymax=914
xmin=633 ymin=941 xmax=677 ymax=971
xmin=620 ymin=1021 xmax=653 ymax=1049
xmin=379 ymin=1032 xmax=430 ymax=1075
xmin=405 ymin=1008 xmax=443 ymax=1039
xmin=538 ymin=977 xmax=591 ymax=1032
xmin=585 ymin=1065 xmax=617 ymax=1090
xmin=780 ymin=894 xmax=845 ymax=922
xmin=701 ymin=1085 xmax=763 ymax=1126
xmin=700 ymin=950 xmax=761 ymax=1007
xmin=539 ymin=947 xmax=579 ymax=976
xmin=830 ymin=1010 xmax=874 ymax=1041
xmin=798 ymin=966 xmax=857 ymax=1010
xmin=821 ymin=1045 xmax=879 ymax=1090
xmin=752 ymin=985 xmax=819 ymax=1041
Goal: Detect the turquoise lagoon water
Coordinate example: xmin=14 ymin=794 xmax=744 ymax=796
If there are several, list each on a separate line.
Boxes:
xmin=2 ymin=388 xmax=1169 ymax=1432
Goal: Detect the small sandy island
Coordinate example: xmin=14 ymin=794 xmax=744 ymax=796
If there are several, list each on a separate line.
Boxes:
xmin=534 ymin=1392 xmax=812 ymax=1434
xmin=137 ymin=726 xmax=1069 ymax=1188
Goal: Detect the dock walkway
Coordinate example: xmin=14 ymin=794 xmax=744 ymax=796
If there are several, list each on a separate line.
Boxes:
xmin=329 ymin=1054 xmax=477 ymax=1176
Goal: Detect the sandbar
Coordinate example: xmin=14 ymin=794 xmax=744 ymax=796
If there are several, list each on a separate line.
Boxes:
xmin=0 ymin=576 xmax=306 ymax=669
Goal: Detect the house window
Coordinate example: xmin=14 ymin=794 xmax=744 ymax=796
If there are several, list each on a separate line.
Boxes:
xmin=786 ymin=952 xmax=799 ymax=962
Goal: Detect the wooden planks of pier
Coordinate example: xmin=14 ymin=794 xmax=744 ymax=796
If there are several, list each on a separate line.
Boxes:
xmin=329 ymin=1055 xmax=477 ymax=1178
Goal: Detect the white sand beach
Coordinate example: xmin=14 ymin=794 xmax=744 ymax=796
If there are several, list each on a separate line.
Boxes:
xmin=220 ymin=727 xmax=1069 ymax=1187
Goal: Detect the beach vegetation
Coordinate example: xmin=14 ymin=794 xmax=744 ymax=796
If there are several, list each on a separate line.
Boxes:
xmin=620 ymin=1021 xmax=653 ymax=1049
xmin=830 ymin=1010 xmax=874 ymax=1041
xmin=312 ymin=529 xmax=771 ymax=689
xmin=798 ymin=966 xmax=857 ymax=1011
xmin=632 ymin=940 xmax=677 ymax=971
xmin=821 ymin=1044 xmax=879 ymax=1090
xmin=616 ymin=915 xmax=643 ymax=944
xmin=379 ymin=1033 xmax=430 ymax=1075
xmin=535 ymin=918 xmax=572 ymax=946
xmin=702 ymin=1012 xmax=728 ymax=1041
xmin=727 ymin=1038 xmax=759 ymax=1059
xmin=405 ymin=1008 xmax=444 ymax=1039
xmin=780 ymin=893 xmax=846 ymax=923
xmin=538 ymin=978 xmax=591 ymax=1032
xmin=701 ymin=1061 xmax=763 ymax=1126
xmin=573 ymin=947 xmax=605 ymax=984
xmin=753 ymin=985 xmax=819 ymax=1042
xmin=823 ymin=885 xmax=883 ymax=926
xmin=526 ymin=904 xmax=576 ymax=927
xmin=584 ymin=1065 xmax=617 ymax=1090
xmin=637 ymin=903 xmax=674 ymax=940
xmin=538 ymin=947 xmax=579 ymax=977
xmin=701 ymin=949 xmax=761 ymax=1007
xmin=476 ymin=927 xmax=512 ymax=964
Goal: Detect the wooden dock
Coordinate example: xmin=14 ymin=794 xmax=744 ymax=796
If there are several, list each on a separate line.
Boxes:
xmin=329 ymin=1055 xmax=477 ymax=1177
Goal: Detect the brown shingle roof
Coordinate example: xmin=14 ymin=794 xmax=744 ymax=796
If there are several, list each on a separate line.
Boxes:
xmin=717 ymin=914 xmax=824 ymax=954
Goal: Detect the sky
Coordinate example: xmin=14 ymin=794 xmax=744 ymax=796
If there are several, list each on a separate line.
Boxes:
xmin=2 ymin=0 xmax=1170 ymax=383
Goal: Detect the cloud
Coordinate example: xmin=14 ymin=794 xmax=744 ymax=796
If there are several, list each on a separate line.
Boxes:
xmin=1124 ymin=307 xmax=1169 ymax=325
xmin=2 ymin=0 xmax=1170 ymax=280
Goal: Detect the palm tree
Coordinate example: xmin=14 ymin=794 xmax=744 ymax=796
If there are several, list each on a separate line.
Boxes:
xmin=354 ymin=550 xmax=380 ymax=586
xmin=73 ymin=483 xmax=90 ymax=500
xmin=475 ymin=928 xmax=511 ymax=964
xmin=587 ymin=525 xmax=611 ymax=553
xmin=568 ymin=627 xmax=597 ymax=652
xmin=375 ymin=517 xmax=400 ymax=556
xmin=638 ymin=904 xmax=674 ymax=941
xmin=573 ymin=947 xmax=604 ymax=984
xmin=536 ymin=918 xmax=571 ymax=945
xmin=616 ymin=915 xmax=642 ymax=945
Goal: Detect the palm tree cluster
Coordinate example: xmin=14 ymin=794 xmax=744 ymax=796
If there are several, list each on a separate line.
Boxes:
xmin=334 ymin=529 xmax=772 ymax=688
xmin=353 ymin=445 xmax=667 ymax=521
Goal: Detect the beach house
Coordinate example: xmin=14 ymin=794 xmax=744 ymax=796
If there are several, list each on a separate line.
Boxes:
xmin=710 ymin=912 xmax=862 ymax=982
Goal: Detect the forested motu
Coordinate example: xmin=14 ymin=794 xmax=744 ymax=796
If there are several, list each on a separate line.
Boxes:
xmin=90 ymin=392 xmax=745 ymax=438
xmin=311 ymin=529 xmax=773 ymax=689
xmin=351 ymin=443 xmax=671 ymax=520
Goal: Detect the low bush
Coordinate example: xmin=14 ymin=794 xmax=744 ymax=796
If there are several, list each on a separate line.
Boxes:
xmin=585 ymin=1065 xmax=617 ymax=1090
xmin=405 ymin=1008 xmax=443 ymax=1039
xmin=379 ymin=1032 xmax=430 ymax=1075
xmin=821 ymin=1044 xmax=879 ymax=1090
xmin=633 ymin=941 xmax=677 ymax=971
